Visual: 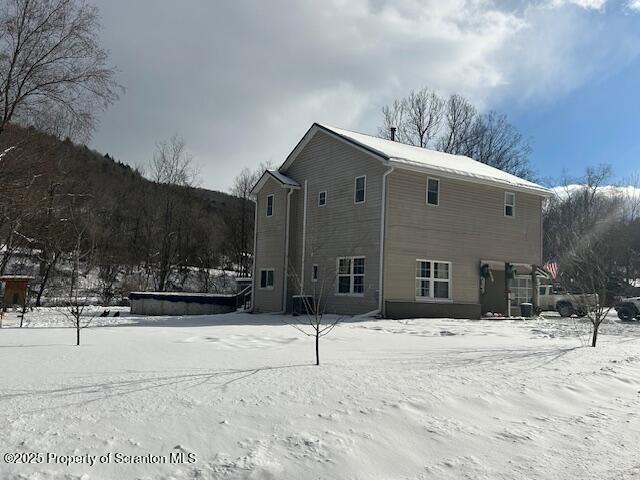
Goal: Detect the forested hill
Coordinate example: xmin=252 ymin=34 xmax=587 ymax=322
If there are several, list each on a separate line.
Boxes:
xmin=0 ymin=125 xmax=243 ymax=214
xmin=0 ymin=125 xmax=253 ymax=300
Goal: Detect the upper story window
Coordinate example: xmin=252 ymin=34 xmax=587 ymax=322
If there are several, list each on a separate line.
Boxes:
xmin=318 ymin=191 xmax=327 ymax=207
xmin=416 ymin=260 xmax=451 ymax=300
xmin=427 ymin=177 xmax=439 ymax=206
xmin=266 ymin=194 xmax=274 ymax=217
xmin=504 ymin=192 xmax=515 ymax=217
xmin=337 ymin=256 xmax=365 ymax=295
xmin=354 ymin=176 xmax=366 ymax=204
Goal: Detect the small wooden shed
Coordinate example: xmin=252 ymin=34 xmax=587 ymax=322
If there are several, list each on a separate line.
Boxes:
xmin=0 ymin=276 xmax=33 ymax=310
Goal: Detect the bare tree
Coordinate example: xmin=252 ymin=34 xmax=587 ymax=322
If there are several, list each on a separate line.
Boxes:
xmin=0 ymin=0 xmax=121 ymax=140
xmin=545 ymin=165 xmax=630 ymax=346
xmin=379 ymin=88 xmax=444 ymax=148
xmin=285 ymin=263 xmax=342 ymax=366
xmin=226 ymin=163 xmax=268 ymax=277
xmin=470 ymin=112 xmax=532 ymax=179
xmin=150 ymin=134 xmax=199 ymax=187
xmin=147 ymin=134 xmax=199 ymax=291
xmin=62 ymin=199 xmax=94 ymax=345
xmin=437 ymin=94 xmax=477 ymax=154
xmin=558 ymin=229 xmax=618 ymax=347
xmin=379 ymin=89 xmax=533 ymax=179
xmin=379 ymin=99 xmax=406 ymax=142
xmin=544 ymin=165 xmax=616 ymax=264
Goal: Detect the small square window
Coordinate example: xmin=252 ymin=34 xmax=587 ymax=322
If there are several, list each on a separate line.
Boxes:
xmin=505 ymin=192 xmax=515 ymax=217
xmin=318 ymin=191 xmax=327 ymax=207
xmin=266 ymin=194 xmax=274 ymax=217
xmin=355 ymin=176 xmax=366 ymax=204
xmin=260 ymin=269 xmax=274 ymax=289
xmin=427 ymin=178 xmax=439 ymax=206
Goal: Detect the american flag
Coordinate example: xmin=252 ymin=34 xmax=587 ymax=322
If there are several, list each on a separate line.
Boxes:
xmin=543 ymin=261 xmax=559 ymax=280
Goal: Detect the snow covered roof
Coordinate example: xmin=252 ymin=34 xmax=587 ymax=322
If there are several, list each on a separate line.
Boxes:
xmin=281 ymin=123 xmax=551 ymax=197
xmin=250 ymin=169 xmax=300 ymax=195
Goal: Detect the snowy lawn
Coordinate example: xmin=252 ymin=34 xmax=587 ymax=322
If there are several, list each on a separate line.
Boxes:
xmin=0 ymin=309 xmax=639 ymax=479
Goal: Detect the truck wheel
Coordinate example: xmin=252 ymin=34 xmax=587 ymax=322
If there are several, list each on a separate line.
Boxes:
xmin=617 ymin=307 xmax=635 ymax=321
xmin=557 ymin=302 xmax=574 ymax=318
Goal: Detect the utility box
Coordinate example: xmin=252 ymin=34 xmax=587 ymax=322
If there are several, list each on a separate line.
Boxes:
xmin=292 ymin=295 xmax=314 ymax=316
xmin=520 ymin=302 xmax=533 ymax=318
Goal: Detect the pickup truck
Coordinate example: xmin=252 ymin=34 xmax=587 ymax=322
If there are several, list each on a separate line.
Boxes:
xmin=537 ymin=285 xmax=599 ymax=317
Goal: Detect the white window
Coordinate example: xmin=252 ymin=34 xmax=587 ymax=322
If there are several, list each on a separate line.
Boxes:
xmin=337 ymin=257 xmax=365 ymax=295
xmin=354 ymin=176 xmax=366 ymax=204
xmin=259 ymin=269 xmax=274 ymax=289
xmin=505 ymin=192 xmax=515 ymax=217
xmin=266 ymin=194 xmax=274 ymax=217
xmin=318 ymin=191 xmax=327 ymax=207
xmin=427 ymin=177 xmax=439 ymax=206
xmin=416 ymin=260 xmax=451 ymax=300
xmin=312 ymin=264 xmax=319 ymax=282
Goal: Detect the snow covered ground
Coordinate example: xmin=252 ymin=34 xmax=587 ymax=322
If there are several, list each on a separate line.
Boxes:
xmin=0 ymin=309 xmax=639 ymax=479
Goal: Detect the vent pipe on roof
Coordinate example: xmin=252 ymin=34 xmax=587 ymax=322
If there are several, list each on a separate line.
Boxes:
xmin=390 ymin=127 xmax=396 ymax=141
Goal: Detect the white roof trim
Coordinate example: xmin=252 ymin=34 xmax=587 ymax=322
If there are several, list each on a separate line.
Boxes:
xmin=250 ymin=170 xmax=300 ymax=195
xmin=279 ymin=123 xmax=551 ymax=198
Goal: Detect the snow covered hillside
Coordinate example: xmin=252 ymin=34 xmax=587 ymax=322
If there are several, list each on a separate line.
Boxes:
xmin=0 ymin=310 xmax=639 ymax=479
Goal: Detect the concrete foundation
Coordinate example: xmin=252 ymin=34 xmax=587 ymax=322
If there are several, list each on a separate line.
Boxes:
xmin=385 ymin=301 xmax=481 ymax=320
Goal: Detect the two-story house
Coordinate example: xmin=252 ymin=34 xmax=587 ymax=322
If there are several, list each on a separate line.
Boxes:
xmin=250 ymin=123 xmax=552 ymax=319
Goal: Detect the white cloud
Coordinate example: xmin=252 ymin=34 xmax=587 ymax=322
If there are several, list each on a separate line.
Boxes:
xmin=628 ymin=0 xmax=640 ymax=11
xmin=549 ymin=0 xmax=608 ymax=9
xmin=88 ymin=0 xmax=640 ymax=190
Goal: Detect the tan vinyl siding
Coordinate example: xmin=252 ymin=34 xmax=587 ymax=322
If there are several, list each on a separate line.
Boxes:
xmin=283 ymin=130 xmax=387 ymax=314
xmin=384 ymin=169 xmax=543 ymax=304
xmin=253 ymin=177 xmax=287 ymax=312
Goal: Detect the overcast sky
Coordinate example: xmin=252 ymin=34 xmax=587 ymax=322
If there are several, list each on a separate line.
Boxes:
xmin=89 ymin=0 xmax=640 ymax=191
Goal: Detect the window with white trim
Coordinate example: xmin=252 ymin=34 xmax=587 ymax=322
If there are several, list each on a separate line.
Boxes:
xmin=318 ymin=191 xmax=327 ymax=207
xmin=266 ymin=194 xmax=274 ymax=217
xmin=416 ymin=260 xmax=451 ymax=300
xmin=337 ymin=257 xmax=365 ymax=295
xmin=505 ymin=192 xmax=515 ymax=217
xmin=259 ymin=269 xmax=274 ymax=289
xmin=312 ymin=264 xmax=319 ymax=282
xmin=427 ymin=177 xmax=439 ymax=206
xmin=354 ymin=176 xmax=366 ymax=204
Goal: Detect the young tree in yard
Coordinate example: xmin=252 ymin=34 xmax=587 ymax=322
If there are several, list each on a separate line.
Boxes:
xmin=558 ymin=229 xmax=619 ymax=347
xmin=285 ymin=264 xmax=342 ymax=366
xmin=0 ymin=0 xmax=121 ymax=140
xmin=547 ymin=166 xmax=628 ymax=347
xmin=62 ymin=199 xmax=94 ymax=345
xmin=281 ymin=228 xmax=357 ymax=366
